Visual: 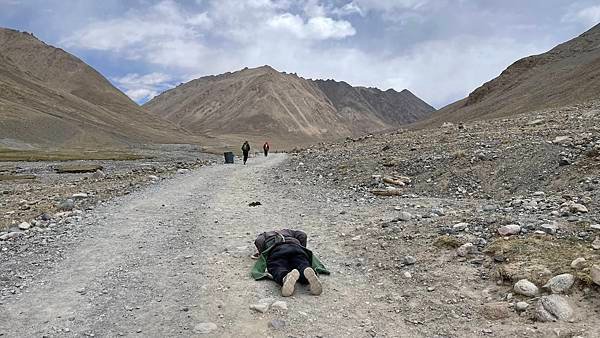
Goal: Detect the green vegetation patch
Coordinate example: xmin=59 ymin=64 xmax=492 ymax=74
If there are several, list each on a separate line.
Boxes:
xmin=0 ymin=148 xmax=145 ymax=162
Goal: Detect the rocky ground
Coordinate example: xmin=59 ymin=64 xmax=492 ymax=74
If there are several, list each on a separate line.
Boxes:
xmin=1 ymin=101 xmax=599 ymax=337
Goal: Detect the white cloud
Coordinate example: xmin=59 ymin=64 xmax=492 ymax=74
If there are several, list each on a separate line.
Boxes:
xmin=267 ymin=14 xmax=355 ymax=40
xmin=112 ymin=72 xmax=173 ymax=102
xmin=563 ymin=5 xmax=600 ymax=28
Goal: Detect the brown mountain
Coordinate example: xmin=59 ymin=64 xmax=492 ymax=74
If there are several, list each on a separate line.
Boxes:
xmin=144 ymin=66 xmax=435 ymax=147
xmin=427 ymin=23 xmax=600 ymax=125
xmin=0 ymin=28 xmax=192 ymax=149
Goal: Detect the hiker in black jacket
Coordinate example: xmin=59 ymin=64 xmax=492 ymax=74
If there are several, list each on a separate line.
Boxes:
xmin=241 ymin=141 xmax=250 ymax=165
xmin=251 ymin=229 xmax=326 ymax=297
xmin=263 ymin=142 xmax=270 ymax=157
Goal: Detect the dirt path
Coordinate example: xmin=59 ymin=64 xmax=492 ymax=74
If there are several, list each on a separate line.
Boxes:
xmin=0 ymin=154 xmax=411 ymax=337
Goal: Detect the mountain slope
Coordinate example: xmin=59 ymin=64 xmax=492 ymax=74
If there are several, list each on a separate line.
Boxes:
xmin=144 ymin=66 xmax=435 ymax=145
xmin=428 ymin=23 xmax=600 ymax=124
xmin=0 ymin=28 xmax=192 ymax=149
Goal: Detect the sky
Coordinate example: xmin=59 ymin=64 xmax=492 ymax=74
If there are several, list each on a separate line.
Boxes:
xmin=1 ymin=0 xmax=599 ymax=108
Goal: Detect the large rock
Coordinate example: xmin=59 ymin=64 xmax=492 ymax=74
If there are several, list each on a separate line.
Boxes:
xmin=591 ymin=265 xmax=600 ymax=286
xmin=456 ymin=243 xmax=475 ymax=257
xmin=543 ymin=274 xmax=575 ymax=294
xmin=536 ymin=295 xmax=573 ymax=322
xmin=570 ymin=257 xmax=586 ymax=269
xmin=498 ymin=224 xmax=521 ymax=236
xmin=514 ymin=279 xmax=538 ymax=297
xmin=18 ymin=222 xmax=31 ymax=230
xmin=561 ymin=201 xmax=588 ymax=213
xmin=58 ymin=199 xmax=75 ymax=211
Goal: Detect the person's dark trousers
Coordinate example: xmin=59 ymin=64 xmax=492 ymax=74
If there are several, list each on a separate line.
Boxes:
xmin=243 ymin=151 xmax=249 ymax=164
xmin=264 ymin=149 xmax=268 ymax=157
xmin=267 ymin=243 xmax=311 ymax=285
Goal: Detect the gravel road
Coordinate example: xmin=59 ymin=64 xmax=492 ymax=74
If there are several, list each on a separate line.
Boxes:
xmin=0 ymin=154 xmax=410 ymax=337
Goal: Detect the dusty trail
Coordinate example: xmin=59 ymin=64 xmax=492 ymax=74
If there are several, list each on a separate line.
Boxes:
xmin=0 ymin=154 xmax=408 ymax=337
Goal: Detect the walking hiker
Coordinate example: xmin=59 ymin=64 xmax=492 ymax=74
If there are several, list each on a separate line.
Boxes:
xmin=263 ymin=142 xmax=270 ymax=157
xmin=241 ymin=141 xmax=250 ymax=165
xmin=251 ymin=229 xmax=329 ymax=297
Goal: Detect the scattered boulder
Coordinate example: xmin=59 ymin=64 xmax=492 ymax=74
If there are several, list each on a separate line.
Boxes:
xmin=515 ymin=301 xmax=529 ymax=312
xmin=397 ymin=212 xmax=412 ymax=221
xmin=271 ymin=300 xmax=288 ymax=311
xmin=591 ymin=265 xmax=600 ymax=286
xmin=592 ymin=237 xmax=600 ymax=250
xmin=453 ymin=222 xmax=469 ymax=231
xmin=92 ymin=170 xmax=106 ymax=179
xmin=482 ymin=302 xmax=511 ymax=320
xmin=498 ymin=224 xmax=521 ymax=236
xmin=403 ymin=256 xmax=416 ymax=265
xmin=456 ymin=243 xmax=475 ymax=257
xmin=540 ymin=223 xmax=558 ymax=235
xmin=514 ymin=279 xmax=538 ymax=297
xmin=249 ymin=303 xmax=269 ymax=313
xmin=561 ymin=201 xmax=588 ymax=213
xmin=269 ymin=319 xmax=286 ymax=330
xmin=543 ymin=274 xmax=575 ymax=294
xmin=177 ymin=169 xmax=190 ymax=174
xmin=536 ymin=295 xmax=573 ymax=322
xmin=58 ymin=199 xmax=75 ymax=211
xmin=18 ymin=222 xmax=31 ymax=230
xmin=194 ymin=322 xmax=217 ymax=334
xmin=570 ymin=257 xmax=586 ymax=270
xmin=72 ymin=193 xmax=88 ymax=199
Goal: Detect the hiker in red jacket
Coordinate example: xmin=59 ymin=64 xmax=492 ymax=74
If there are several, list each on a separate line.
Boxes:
xmin=263 ymin=142 xmax=270 ymax=157
xmin=251 ymin=229 xmax=328 ymax=297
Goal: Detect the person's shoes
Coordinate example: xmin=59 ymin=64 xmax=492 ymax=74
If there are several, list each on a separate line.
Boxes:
xmin=281 ymin=269 xmax=299 ymax=297
xmin=304 ymin=267 xmax=322 ymax=295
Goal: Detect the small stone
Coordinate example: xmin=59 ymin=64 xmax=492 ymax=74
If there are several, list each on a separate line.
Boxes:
xmin=58 ymin=199 xmax=75 ymax=211
xmin=17 ymin=222 xmax=31 ymax=230
xmin=543 ymin=274 xmax=575 ymax=294
xmin=514 ymin=279 xmax=538 ymax=297
xmin=571 ymin=257 xmax=586 ymax=269
xmin=40 ymin=213 xmax=52 ymax=221
xmin=592 ymin=237 xmax=600 ymax=250
xmin=456 ymin=243 xmax=474 ymax=257
xmin=591 ymin=265 xmax=600 ymax=286
xmin=536 ymin=295 xmax=573 ymax=322
xmin=72 ymin=193 xmax=88 ymax=199
xmin=590 ymin=224 xmax=600 ymax=231
xmin=426 ymin=286 xmax=435 ymax=292
xmin=403 ymin=256 xmax=416 ymax=265
xmin=482 ymin=302 xmax=510 ymax=320
xmin=540 ymin=223 xmax=558 ymax=235
xmin=498 ymin=224 xmax=521 ymax=236
xmin=397 ymin=212 xmax=412 ymax=221
xmin=249 ymin=303 xmax=269 ymax=313
xmin=92 ymin=170 xmax=105 ymax=179
xmin=271 ymin=301 xmax=288 ymax=311
xmin=194 ymin=322 xmax=217 ymax=334
xmin=559 ymin=157 xmax=571 ymax=166
xmin=482 ymin=205 xmax=497 ymax=212
xmin=515 ymin=301 xmax=529 ymax=312
xmin=269 ymin=319 xmax=286 ymax=330
xmin=403 ymin=271 xmax=412 ymax=278
xmin=453 ymin=222 xmax=469 ymax=231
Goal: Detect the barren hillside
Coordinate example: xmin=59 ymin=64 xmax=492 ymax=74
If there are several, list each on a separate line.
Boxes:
xmin=0 ymin=28 xmax=194 ymax=149
xmin=144 ymin=66 xmax=435 ymax=147
xmin=426 ymin=23 xmax=600 ymax=125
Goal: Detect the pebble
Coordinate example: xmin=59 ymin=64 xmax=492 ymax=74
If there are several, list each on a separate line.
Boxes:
xmin=249 ymin=303 xmax=269 ymax=313
xmin=570 ymin=257 xmax=586 ymax=269
xmin=482 ymin=302 xmax=510 ymax=320
xmin=591 ymin=224 xmax=600 ymax=231
xmin=177 ymin=169 xmax=190 ymax=174
xmin=452 ymin=222 xmax=469 ymax=231
xmin=398 ymin=212 xmax=412 ymax=221
xmin=271 ymin=301 xmax=288 ymax=311
xmin=498 ymin=224 xmax=521 ymax=236
xmin=515 ymin=301 xmax=529 ymax=312
xmin=269 ymin=319 xmax=286 ymax=330
xmin=513 ymin=279 xmax=538 ymax=297
xmin=403 ymin=271 xmax=412 ymax=278
xmin=92 ymin=170 xmax=105 ymax=179
xmin=592 ymin=237 xmax=600 ymax=250
xmin=456 ymin=243 xmax=474 ymax=257
xmin=543 ymin=274 xmax=575 ymax=294
xmin=194 ymin=322 xmax=217 ymax=334
xmin=591 ymin=265 xmax=600 ymax=286
xmin=58 ymin=199 xmax=75 ymax=211
xmin=72 ymin=193 xmax=88 ymax=199
xmin=482 ymin=205 xmax=497 ymax=212
xmin=403 ymin=256 xmax=416 ymax=265
xmin=536 ymin=295 xmax=573 ymax=322
xmin=17 ymin=222 xmax=31 ymax=230
xmin=540 ymin=223 xmax=557 ymax=235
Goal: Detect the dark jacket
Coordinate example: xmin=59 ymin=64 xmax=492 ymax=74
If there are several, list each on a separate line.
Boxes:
xmin=242 ymin=142 xmax=250 ymax=153
xmin=254 ymin=229 xmax=307 ymax=253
